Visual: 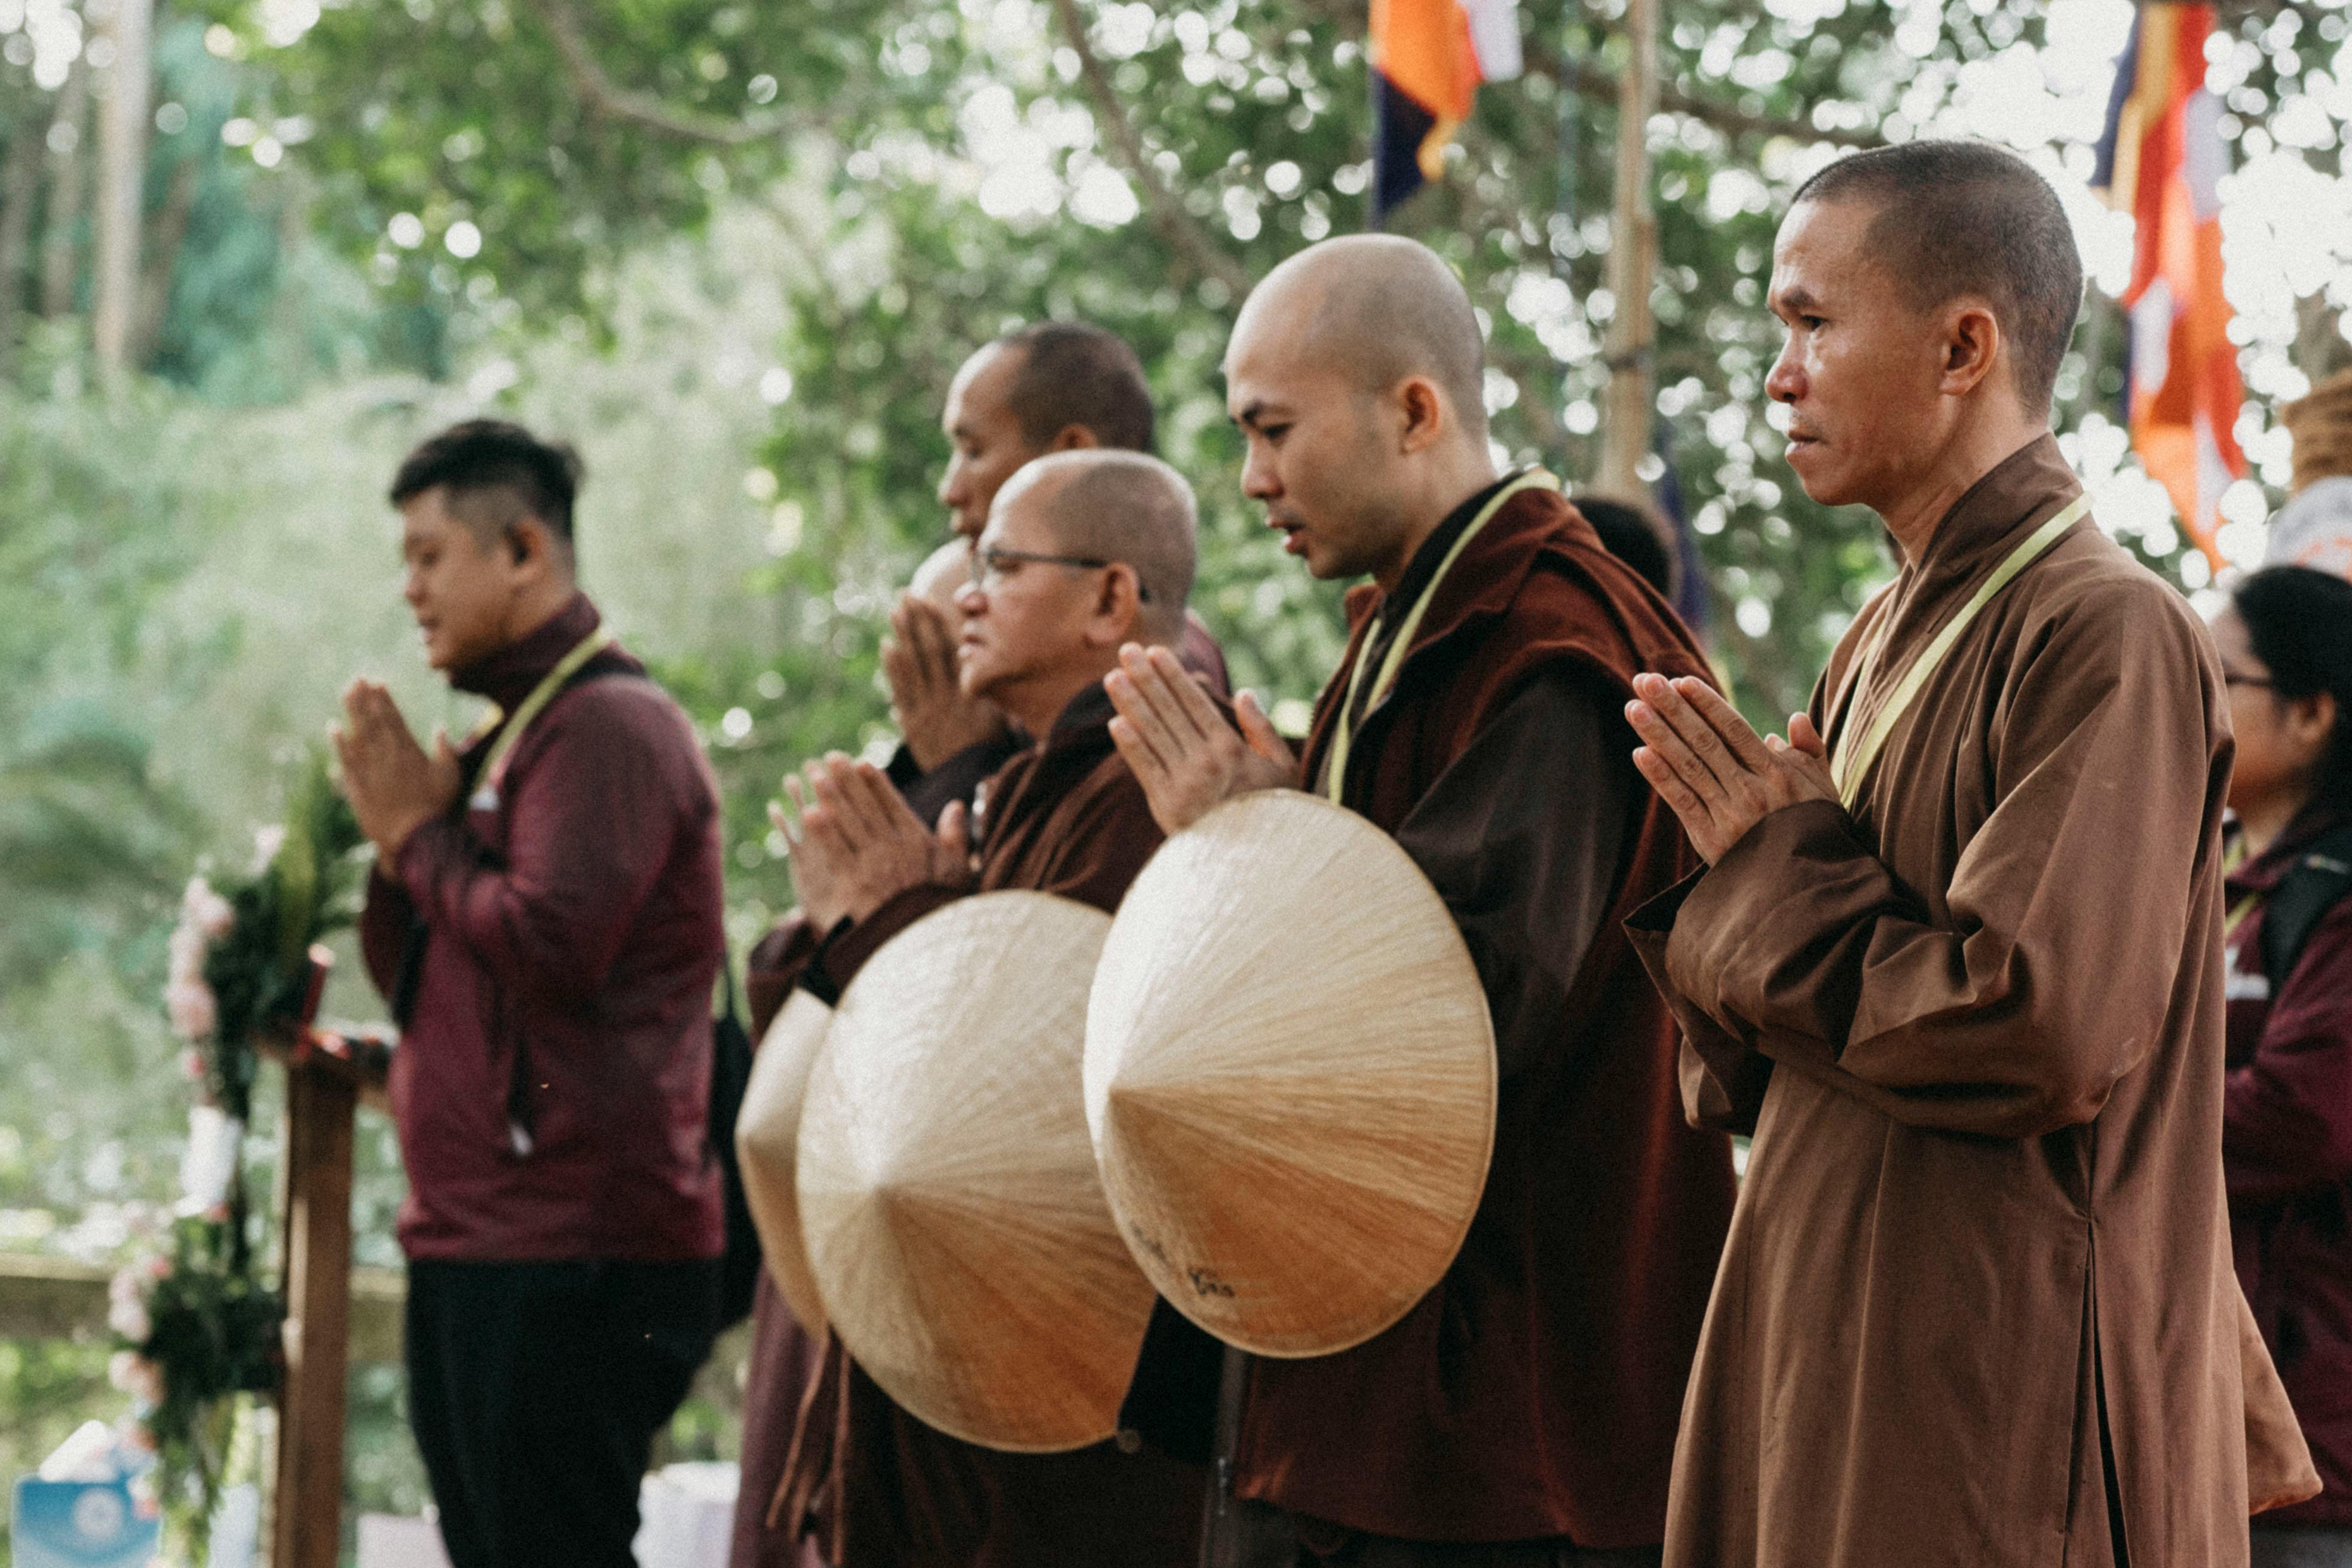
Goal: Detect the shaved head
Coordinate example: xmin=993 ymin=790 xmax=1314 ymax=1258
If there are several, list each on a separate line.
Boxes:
xmin=909 ymin=538 xmax=974 ymax=616
xmin=994 ymin=449 xmax=1196 ymax=642
xmin=1233 ymin=235 xmax=1488 ymax=443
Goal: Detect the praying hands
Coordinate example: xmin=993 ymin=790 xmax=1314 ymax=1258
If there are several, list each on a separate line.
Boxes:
xmin=1624 ymin=672 xmax=1837 ymax=865
xmin=1102 ymin=643 xmax=1298 ymax=836
xmin=772 ymin=752 xmax=972 ymax=933
xmin=332 ymin=678 xmax=461 ymax=865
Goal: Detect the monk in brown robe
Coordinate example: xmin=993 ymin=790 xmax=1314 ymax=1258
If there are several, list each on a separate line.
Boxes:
xmin=762 ymin=449 xmax=1217 ymax=1567
xmin=1104 ymin=234 xmax=1737 ymax=1565
xmin=733 ymin=323 xmax=1227 ymax=1568
xmin=1618 ymin=139 xmax=2318 ymax=1567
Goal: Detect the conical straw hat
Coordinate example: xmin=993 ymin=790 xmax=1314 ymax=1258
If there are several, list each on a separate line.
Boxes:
xmin=736 ymin=987 xmax=837 ymax=1338
xmin=795 ymin=890 xmax=1156 ymax=1451
xmin=1085 ymin=789 xmax=1496 ymax=1358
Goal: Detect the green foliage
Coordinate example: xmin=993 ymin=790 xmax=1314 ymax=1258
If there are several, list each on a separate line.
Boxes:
xmin=195 ymin=754 xmax=365 ymax=1121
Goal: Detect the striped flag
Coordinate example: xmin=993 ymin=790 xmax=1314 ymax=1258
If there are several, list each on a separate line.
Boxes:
xmin=2092 ymin=2 xmax=2244 ymax=569
xmin=1371 ymin=0 xmax=1522 ymax=222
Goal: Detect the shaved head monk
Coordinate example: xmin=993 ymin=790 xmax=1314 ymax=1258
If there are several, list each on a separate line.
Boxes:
xmin=1105 ymin=234 xmax=1736 ymax=1564
xmin=760 ymin=448 xmax=1220 ymax=1568
xmin=886 ymin=323 xmax=1228 ymax=781
xmin=1619 ymin=139 xmax=2319 ymax=1566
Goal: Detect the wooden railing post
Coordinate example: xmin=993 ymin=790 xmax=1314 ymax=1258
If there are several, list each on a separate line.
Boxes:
xmin=271 ymin=950 xmax=360 ymax=1568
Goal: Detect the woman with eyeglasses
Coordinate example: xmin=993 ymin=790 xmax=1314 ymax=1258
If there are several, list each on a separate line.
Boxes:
xmin=2217 ymin=564 xmax=2352 ymax=1565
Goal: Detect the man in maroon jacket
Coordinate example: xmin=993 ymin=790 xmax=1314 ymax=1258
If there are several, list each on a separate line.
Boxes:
xmin=337 ymin=419 xmax=727 ymax=1568
xmin=1105 ymin=236 xmax=1734 ymax=1566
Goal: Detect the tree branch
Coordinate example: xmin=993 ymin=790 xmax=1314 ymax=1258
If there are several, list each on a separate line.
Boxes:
xmin=1049 ymin=0 xmax=1254 ymax=296
xmin=524 ymin=0 xmax=792 ymax=145
xmin=1521 ymin=41 xmax=1886 ymax=151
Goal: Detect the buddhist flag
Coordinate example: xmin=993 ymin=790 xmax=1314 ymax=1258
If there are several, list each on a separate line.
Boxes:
xmin=1371 ymin=0 xmax=1522 ymax=222
xmin=2092 ymin=2 xmax=2244 ymax=569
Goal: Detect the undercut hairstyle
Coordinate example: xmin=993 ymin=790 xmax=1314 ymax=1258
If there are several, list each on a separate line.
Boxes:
xmin=1298 ymin=236 xmax=1488 ymax=442
xmin=1574 ymin=495 xmax=1678 ymax=599
xmin=390 ymin=419 xmax=585 ymax=553
xmin=1019 ymin=449 xmax=1197 ymax=639
xmin=1793 ymin=140 xmax=2084 ymax=417
xmin=2233 ymin=565 xmax=2352 ymax=811
xmin=995 ymin=321 xmax=1156 ymax=454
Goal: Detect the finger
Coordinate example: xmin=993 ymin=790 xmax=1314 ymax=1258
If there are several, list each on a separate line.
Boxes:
xmin=1146 ymin=646 xmax=1224 ymax=746
xmin=780 ymin=776 xmax=814 ymax=841
xmin=1637 ymin=680 xmax=1748 ymax=793
xmin=1632 ymin=745 xmax=1719 ymax=844
xmin=817 ymin=755 xmax=888 ymax=843
xmin=935 ymin=800 xmax=970 ymax=863
xmin=1788 ymin=712 xmax=1829 ymax=760
xmin=1670 ymin=677 xmax=1778 ymax=773
xmin=768 ymin=800 xmax=799 ymax=850
xmin=1625 ymin=697 xmax=1736 ymax=803
xmin=847 ymin=763 xmax=922 ymax=841
xmin=1233 ymin=691 xmax=1297 ymax=771
xmin=1114 ymin=646 xmax=1206 ymax=756
xmin=907 ymin=599 xmax=959 ymax=682
xmin=1106 ymin=712 xmax=1173 ymax=784
xmin=1104 ymin=664 xmax=1189 ymax=772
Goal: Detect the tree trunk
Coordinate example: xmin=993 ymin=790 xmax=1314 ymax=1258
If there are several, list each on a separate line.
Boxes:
xmin=92 ymin=0 xmax=155 ymax=382
xmin=1595 ymin=0 xmax=1658 ymax=496
xmin=0 ymin=119 xmax=42 ymax=374
xmin=132 ymin=154 xmax=198 ymax=366
xmin=39 ymin=63 xmax=91 ymax=319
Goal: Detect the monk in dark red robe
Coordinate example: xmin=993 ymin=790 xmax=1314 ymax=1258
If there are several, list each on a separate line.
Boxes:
xmin=1107 ymin=235 xmax=1735 ymax=1565
xmin=733 ymin=325 xmax=1224 ymax=1568
xmin=761 ymin=450 xmax=1219 ymax=1567
xmin=1619 ymin=139 xmax=2316 ymax=1568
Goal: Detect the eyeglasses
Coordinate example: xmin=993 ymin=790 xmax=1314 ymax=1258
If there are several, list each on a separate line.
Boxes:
xmin=2222 ymin=670 xmax=2276 ymax=690
xmin=974 ymin=544 xmax=1152 ymax=602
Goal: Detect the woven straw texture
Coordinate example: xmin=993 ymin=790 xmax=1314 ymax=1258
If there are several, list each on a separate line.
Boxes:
xmin=736 ymin=987 xmax=837 ymax=1337
xmin=796 ymin=891 xmax=1156 ymax=1452
xmin=2287 ymin=369 xmax=2352 ymax=493
xmin=1085 ymin=789 xmax=1496 ymax=1358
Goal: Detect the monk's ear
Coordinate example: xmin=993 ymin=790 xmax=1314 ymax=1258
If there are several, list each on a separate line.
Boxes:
xmin=1938 ymin=301 xmax=2002 ymax=401
xmin=1395 ymin=375 xmax=1447 ymax=454
xmin=1085 ymin=564 xmax=1147 ymax=647
xmin=1049 ymin=424 xmax=1102 ymax=452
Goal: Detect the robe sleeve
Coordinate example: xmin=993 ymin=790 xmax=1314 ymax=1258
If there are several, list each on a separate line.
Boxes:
xmin=394 ymin=691 xmax=703 ymax=1009
xmin=1642 ymin=592 xmax=2216 ymax=1140
xmin=1394 ymin=669 xmax=1631 ymax=1080
xmin=2224 ymin=896 xmax=2352 ymax=1203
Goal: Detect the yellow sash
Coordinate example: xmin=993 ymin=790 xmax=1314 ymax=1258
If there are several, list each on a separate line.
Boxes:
xmin=468 ymin=629 xmax=616 ymax=811
xmin=1324 ymin=470 xmax=1561 ymax=804
xmin=1829 ymin=493 xmax=2089 ymax=810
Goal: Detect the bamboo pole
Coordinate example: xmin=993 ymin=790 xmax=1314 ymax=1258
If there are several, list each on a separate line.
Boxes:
xmin=91 ymin=0 xmax=153 ymax=382
xmin=1595 ymin=0 xmax=1659 ymax=495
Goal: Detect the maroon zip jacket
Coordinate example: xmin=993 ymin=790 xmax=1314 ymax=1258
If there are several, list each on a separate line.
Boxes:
xmin=2227 ymin=804 xmax=2352 ymax=1525
xmin=360 ymin=593 xmax=727 ymax=1263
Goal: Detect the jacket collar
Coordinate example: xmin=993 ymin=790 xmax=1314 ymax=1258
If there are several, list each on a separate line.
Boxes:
xmin=2228 ymin=801 xmax=2352 ymax=898
xmin=451 ymin=592 xmax=606 ymax=712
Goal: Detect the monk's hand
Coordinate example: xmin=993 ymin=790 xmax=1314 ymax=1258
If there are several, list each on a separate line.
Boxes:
xmin=776 ymin=754 xmax=972 ymax=930
xmin=1104 ymin=644 xmax=1298 ymax=835
xmin=883 ymin=593 xmax=1007 ymax=772
xmin=1626 ymin=674 xmax=1836 ymax=865
xmin=332 ymin=679 xmax=459 ymax=866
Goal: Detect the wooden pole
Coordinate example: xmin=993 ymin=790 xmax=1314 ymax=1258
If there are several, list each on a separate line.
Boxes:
xmin=91 ymin=0 xmax=152 ymax=382
xmin=271 ymin=953 xmax=358 ymax=1568
xmin=1595 ymin=0 xmax=1659 ymax=495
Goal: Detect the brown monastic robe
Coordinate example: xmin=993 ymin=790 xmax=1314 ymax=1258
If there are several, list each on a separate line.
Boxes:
xmin=1626 ymin=435 xmax=2319 ymax=1568
xmin=1217 ymin=478 xmax=1737 ymax=1551
xmin=767 ymin=682 xmax=1209 ymax=1568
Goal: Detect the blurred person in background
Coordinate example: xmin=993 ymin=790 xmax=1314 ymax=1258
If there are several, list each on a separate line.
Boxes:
xmin=2218 ymin=564 xmax=2352 ymax=1568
